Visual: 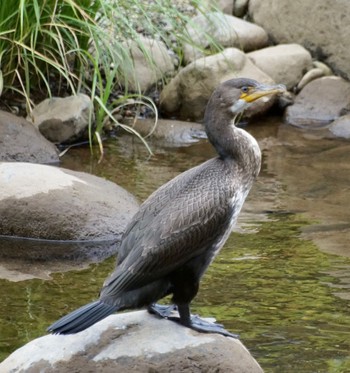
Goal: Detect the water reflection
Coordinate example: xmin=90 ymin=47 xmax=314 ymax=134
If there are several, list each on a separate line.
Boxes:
xmin=1 ymin=117 xmax=350 ymax=372
xmin=195 ymin=213 xmax=350 ymax=372
xmin=0 ymin=236 xmax=118 ymax=281
xmin=258 ymin=119 xmax=350 ymax=258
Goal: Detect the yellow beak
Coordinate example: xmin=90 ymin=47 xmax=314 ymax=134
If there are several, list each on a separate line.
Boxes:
xmin=241 ymin=83 xmax=286 ymax=103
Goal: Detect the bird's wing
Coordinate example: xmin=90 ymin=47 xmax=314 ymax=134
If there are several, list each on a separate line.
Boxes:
xmin=100 ymin=159 xmax=239 ymax=299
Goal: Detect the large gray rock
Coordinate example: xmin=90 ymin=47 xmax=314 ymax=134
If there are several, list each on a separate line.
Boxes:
xmin=123 ymin=36 xmax=175 ymax=92
xmin=249 ymin=0 xmax=350 ymax=80
xmin=0 ymin=110 xmax=59 ymax=163
xmin=0 ymin=162 xmax=138 ymax=241
xmin=184 ymin=12 xmax=269 ymax=62
xmin=28 ymin=94 xmax=93 ymax=144
xmin=160 ymin=48 xmax=276 ymax=121
xmin=285 ymin=77 xmax=350 ymax=128
xmin=248 ymin=44 xmax=313 ymax=90
xmin=0 ymin=311 xmax=263 ymax=373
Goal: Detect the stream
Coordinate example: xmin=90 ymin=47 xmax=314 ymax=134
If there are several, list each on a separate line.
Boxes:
xmin=0 ymin=116 xmax=350 ymax=372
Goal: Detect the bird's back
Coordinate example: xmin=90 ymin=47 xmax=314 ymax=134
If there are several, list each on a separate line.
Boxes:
xmin=100 ymin=157 xmax=252 ymax=300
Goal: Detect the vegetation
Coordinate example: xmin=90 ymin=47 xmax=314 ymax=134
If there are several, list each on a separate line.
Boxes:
xmin=0 ymin=0 xmax=214 ymax=149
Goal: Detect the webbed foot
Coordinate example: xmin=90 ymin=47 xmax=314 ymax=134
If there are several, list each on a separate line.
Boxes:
xmin=148 ymin=303 xmax=238 ymax=338
xmin=147 ymin=303 xmax=177 ymax=318
xmin=186 ymin=315 xmax=239 ymax=338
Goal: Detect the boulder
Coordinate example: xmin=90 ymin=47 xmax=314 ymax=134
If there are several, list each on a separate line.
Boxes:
xmin=122 ymin=36 xmax=175 ymax=92
xmin=122 ymin=118 xmax=206 ymax=146
xmin=160 ymin=48 xmax=276 ymax=121
xmin=184 ymin=12 xmax=269 ymax=62
xmin=0 ymin=110 xmax=59 ymax=163
xmin=248 ymin=44 xmax=313 ymax=90
xmin=0 ymin=310 xmax=263 ymax=373
xmin=249 ymin=0 xmax=350 ymax=80
xmin=329 ymin=115 xmax=350 ymax=139
xmin=285 ymin=77 xmax=350 ymax=128
xmin=0 ymin=162 xmax=139 ymax=241
xmin=28 ymin=94 xmax=93 ymax=144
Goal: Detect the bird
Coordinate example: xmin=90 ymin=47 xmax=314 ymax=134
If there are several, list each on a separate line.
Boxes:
xmin=47 ymin=78 xmax=286 ymax=337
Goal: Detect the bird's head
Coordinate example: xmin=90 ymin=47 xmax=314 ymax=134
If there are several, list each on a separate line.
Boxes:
xmin=204 ymin=78 xmax=286 ymax=162
xmin=205 ymin=78 xmax=286 ymax=121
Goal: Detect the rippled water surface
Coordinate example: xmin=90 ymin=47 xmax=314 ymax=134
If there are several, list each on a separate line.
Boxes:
xmin=1 ymin=118 xmax=350 ymax=372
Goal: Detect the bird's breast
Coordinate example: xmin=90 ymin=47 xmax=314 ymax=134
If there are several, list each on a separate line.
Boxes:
xmin=209 ymin=185 xmax=250 ymax=261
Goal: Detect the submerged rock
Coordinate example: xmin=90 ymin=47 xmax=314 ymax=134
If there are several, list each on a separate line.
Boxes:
xmin=0 ymin=310 xmax=263 ymax=373
xmin=0 ymin=162 xmax=139 ymax=241
xmin=0 ymin=110 xmax=59 ymax=163
xmin=0 ymin=237 xmax=118 ymax=281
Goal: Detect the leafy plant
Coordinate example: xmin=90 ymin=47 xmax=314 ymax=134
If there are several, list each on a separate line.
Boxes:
xmin=0 ymin=0 xmax=221 ymax=150
xmin=0 ymin=1 xmax=95 ymax=104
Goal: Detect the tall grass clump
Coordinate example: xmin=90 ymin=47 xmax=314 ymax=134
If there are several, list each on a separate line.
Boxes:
xmin=0 ymin=0 xmax=221 ymax=148
xmin=0 ymin=1 xmax=98 ymax=105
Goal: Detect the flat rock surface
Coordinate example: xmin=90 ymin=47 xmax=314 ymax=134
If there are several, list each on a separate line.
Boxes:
xmin=0 ymin=310 xmax=263 ymax=373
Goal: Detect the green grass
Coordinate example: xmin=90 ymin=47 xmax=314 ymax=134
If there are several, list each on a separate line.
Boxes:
xmin=0 ymin=0 xmax=221 ymax=149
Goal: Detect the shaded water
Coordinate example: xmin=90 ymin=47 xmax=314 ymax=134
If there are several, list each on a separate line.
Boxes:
xmin=1 ymin=117 xmax=350 ymax=372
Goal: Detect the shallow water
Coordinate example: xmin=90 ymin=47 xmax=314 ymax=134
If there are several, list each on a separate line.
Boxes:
xmin=1 ymin=117 xmax=350 ymax=372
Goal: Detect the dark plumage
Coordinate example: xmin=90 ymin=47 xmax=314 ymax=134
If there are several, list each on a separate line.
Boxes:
xmin=48 ymin=78 xmax=285 ymax=336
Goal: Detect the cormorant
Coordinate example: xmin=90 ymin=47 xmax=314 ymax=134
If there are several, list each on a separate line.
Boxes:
xmin=48 ymin=78 xmax=285 ymax=337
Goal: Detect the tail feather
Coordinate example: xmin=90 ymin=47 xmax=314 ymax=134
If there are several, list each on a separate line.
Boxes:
xmin=47 ymin=301 xmax=118 ymax=334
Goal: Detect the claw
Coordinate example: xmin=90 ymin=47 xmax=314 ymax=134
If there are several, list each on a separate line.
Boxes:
xmin=188 ymin=315 xmax=239 ymax=338
xmin=148 ymin=304 xmax=238 ymax=338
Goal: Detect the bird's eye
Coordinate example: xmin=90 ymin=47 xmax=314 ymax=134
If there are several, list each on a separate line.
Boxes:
xmin=241 ymin=86 xmax=250 ymax=93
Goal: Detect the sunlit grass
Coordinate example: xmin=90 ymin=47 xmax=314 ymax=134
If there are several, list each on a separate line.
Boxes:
xmin=0 ymin=0 xmax=221 ymax=151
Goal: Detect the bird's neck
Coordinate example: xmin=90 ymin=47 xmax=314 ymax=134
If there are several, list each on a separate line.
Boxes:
xmin=204 ymin=109 xmax=261 ymax=179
